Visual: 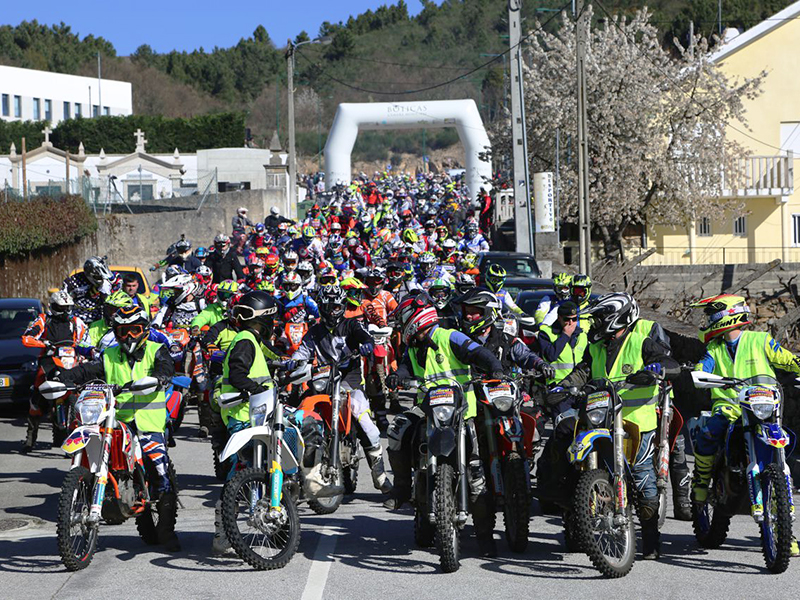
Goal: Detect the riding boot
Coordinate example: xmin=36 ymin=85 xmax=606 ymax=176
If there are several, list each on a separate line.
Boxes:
xmin=156 ymin=491 xmax=181 ymax=552
xmin=212 ymin=498 xmax=233 ymax=555
xmin=21 ymin=416 xmax=40 ymax=454
xmin=640 ymin=497 xmax=661 ymax=560
xmin=198 ymin=398 xmax=212 ymax=438
xmin=670 ymin=434 xmax=692 ymax=521
xmin=383 ymin=447 xmax=412 ymax=510
xmin=472 ymin=494 xmax=497 ymax=557
xmin=691 ymin=453 xmax=716 ymax=504
xmin=365 ymin=444 xmax=393 ymax=494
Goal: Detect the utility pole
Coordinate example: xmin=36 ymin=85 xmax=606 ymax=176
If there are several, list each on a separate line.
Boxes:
xmin=286 ymin=39 xmax=297 ymax=220
xmin=97 ymin=52 xmax=102 ymax=116
xmin=576 ymin=0 xmax=592 ymax=276
xmin=21 ymin=137 xmax=27 ymax=200
xmin=508 ymin=0 xmax=534 ymax=254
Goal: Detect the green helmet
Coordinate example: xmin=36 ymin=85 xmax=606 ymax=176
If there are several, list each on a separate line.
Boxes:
xmin=428 ymin=277 xmax=454 ymax=310
xmin=485 ymin=264 xmax=507 ymax=293
xmin=570 ymin=274 xmax=592 ymax=305
xmin=103 ymin=290 xmax=134 ymax=323
xmin=553 ymin=272 xmax=573 ymax=301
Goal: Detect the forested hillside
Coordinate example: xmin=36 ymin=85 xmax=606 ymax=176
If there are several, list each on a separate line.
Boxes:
xmin=0 ymin=0 xmax=793 ymax=164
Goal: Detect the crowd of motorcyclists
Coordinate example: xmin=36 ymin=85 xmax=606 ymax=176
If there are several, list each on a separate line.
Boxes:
xmin=17 ymin=169 xmax=800 ymax=573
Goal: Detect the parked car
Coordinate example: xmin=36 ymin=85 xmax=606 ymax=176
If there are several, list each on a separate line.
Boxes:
xmin=477 ymin=252 xmax=543 ymax=280
xmin=0 ymin=298 xmax=44 ymax=406
xmin=48 ymin=266 xmax=153 ymax=299
xmin=516 ymin=290 xmax=599 ymax=318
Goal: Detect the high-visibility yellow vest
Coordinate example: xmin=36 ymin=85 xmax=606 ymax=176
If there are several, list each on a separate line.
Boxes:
xmin=103 ymin=341 xmax=166 ymax=433
xmin=540 ymin=324 xmax=588 ymax=385
xmin=220 ymin=329 xmax=273 ymax=425
xmin=705 ymin=331 xmax=772 ymax=414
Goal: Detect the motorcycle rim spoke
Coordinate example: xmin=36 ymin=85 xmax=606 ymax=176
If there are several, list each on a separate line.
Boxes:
xmin=235 ymin=480 xmax=290 ymax=558
xmin=590 ymin=481 xmax=627 ymax=564
xmin=68 ymin=480 xmax=92 ymax=556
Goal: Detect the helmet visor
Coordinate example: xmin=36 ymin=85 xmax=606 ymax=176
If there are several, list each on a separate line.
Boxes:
xmin=283 ymin=282 xmax=301 ymax=294
xmin=572 ymin=286 xmax=589 ymax=300
xmin=463 ymin=304 xmax=483 ymax=323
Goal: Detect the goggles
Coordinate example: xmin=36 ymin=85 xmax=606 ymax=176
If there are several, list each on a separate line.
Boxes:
xmin=115 ymin=324 xmax=145 ymax=339
xmin=232 ymin=304 xmax=276 ymax=320
xmin=283 ymin=283 xmax=301 ymax=293
xmin=572 ymin=287 xmax=588 ymax=299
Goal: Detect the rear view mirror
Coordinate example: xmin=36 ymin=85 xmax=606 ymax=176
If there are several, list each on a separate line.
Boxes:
xmin=130 ymin=376 xmax=160 ymax=396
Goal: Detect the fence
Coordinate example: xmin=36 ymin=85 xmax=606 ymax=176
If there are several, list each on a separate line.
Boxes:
xmin=625 ymin=245 xmax=800 ymax=266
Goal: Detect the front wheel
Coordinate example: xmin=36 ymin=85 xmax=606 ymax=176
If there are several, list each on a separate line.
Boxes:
xmin=502 ymin=454 xmax=530 ymax=553
xmin=57 ymin=466 xmax=99 ymax=571
xmin=573 ymin=469 xmax=635 ymax=579
xmin=434 ymin=463 xmax=460 ymax=573
xmin=221 ymin=467 xmax=300 ymax=570
xmin=760 ymin=463 xmax=793 ymax=574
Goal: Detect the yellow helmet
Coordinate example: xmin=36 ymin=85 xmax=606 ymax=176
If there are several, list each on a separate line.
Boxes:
xmin=690 ymin=294 xmax=752 ymax=343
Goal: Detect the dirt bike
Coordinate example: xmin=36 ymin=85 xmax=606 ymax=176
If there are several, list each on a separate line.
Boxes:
xmin=217 ymin=387 xmax=303 ymax=570
xmin=39 ymin=377 xmax=176 ymax=571
xmin=277 ymin=322 xmax=308 ymax=355
xmin=409 ymin=375 xmax=476 ymax=574
xmin=289 ymin=357 xmax=362 ymax=514
xmin=567 ymin=375 xmax=662 ymax=578
xmin=475 ymin=378 xmax=537 ymax=553
xmin=364 ymin=323 xmax=395 ymax=428
xmin=690 ymin=372 xmax=796 ymax=574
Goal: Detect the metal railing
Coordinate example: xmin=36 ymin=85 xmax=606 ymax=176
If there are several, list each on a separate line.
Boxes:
xmin=723 ymin=153 xmax=794 ymax=197
xmin=623 ymin=245 xmax=800 ymax=266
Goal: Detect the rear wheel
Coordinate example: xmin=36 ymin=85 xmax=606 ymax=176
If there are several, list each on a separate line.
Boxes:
xmin=342 ymin=437 xmax=359 ymax=495
xmin=434 ymin=463 xmax=460 ymax=573
xmin=573 ymin=469 xmax=635 ymax=579
xmin=222 ymin=467 xmax=300 ymax=570
xmin=56 ymin=466 xmax=99 ymax=571
xmin=307 ymin=439 xmax=344 ymax=515
xmin=760 ymin=463 xmax=792 ymax=574
xmin=502 ymin=454 xmax=530 ymax=553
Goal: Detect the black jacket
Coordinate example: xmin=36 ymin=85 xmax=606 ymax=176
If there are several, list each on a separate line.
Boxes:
xmin=207 ymin=249 xmax=246 ymax=283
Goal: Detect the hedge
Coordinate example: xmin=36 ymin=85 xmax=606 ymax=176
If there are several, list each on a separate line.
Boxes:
xmin=0 ymin=195 xmax=97 ymax=256
xmin=0 ymin=112 xmax=246 ymax=155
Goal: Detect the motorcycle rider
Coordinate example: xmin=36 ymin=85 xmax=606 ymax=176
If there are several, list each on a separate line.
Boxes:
xmin=482 ymin=264 xmax=523 ymax=315
xmin=21 ymin=291 xmax=92 ymax=452
xmin=191 ymin=280 xmax=239 ymax=333
xmin=569 ymin=274 xmax=593 ymax=330
xmin=121 ymin=273 xmax=154 ymax=316
xmin=384 ymin=293 xmax=504 ymax=556
xmin=457 ymin=220 xmax=489 ymax=254
xmin=265 ymin=206 xmax=293 ymax=235
xmin=208 ymin=234 xmax=246 ymax=283
xmin=581 ymin=293 xmax=680 ymax=560
xmin=57 ymin=305 xmax=181 ymax=552
xmin=63 ymin=256 xmax=117 ymax=323
xmin=690 ymin=296 xmax=800 ymax=532
xmin=231 ymin=207 xmax=254 ymax=235
xmin=88 ymin=291 xmax=135 ymax=347
xmin=386 ymin=261 xmax=421 ymax=302
xmin=288 ymin=284 xmax=393 ymax=497
xmin=277 ymin=272 xmax=320 ymax=324
xmin=534 ymin=272 xmax=573 ymax=325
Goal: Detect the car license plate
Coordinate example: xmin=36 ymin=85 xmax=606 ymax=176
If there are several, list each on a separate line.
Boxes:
xmin=0 ymin=376 xmax=10 ymax=387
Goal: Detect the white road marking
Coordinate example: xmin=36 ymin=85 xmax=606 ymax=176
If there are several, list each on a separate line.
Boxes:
xmin=300 ymin=528 xmax=339 ymax=600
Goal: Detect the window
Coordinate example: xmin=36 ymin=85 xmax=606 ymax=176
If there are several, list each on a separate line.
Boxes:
xmin=103 ymin=106 xmax=110 ymax=116
xmin=75 ymin=103 xmax=82 ymax=118
xmin=13 ymin=95 xmax=21 ymax=118
xmin=696 ymin=217 xmax=712 ymax=237
xmin=33 ymin=98 xmax=41 ymax=120
xmin=128 ymin=184 xmax=153 ymax=201
xmin=793 ymin=214 xmax=800 ymax=247
xmin=92 ymin=105 xmax=99 ymax=117
xmin=63 ymin=101 xmax=71 ymax=120
xmin=44 ymin=99 xmax=52 ymax=121
xmin=733 ymin=216 xmax=747 ymax=237
xmin=1 ymin=94 xmax=8 ymax=117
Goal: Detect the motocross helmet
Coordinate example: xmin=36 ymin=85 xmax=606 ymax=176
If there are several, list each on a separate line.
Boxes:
xmin=160 ymin=273 xmax=198 ymax=306
xmin=112 ymin=305 xmax=150 ymax=356
xmin=485 ymin=264 xmax=507 ymax=293
xmin=402 ymin=228 xmax=419 ymax=244
xmin=318 ymin=284 xmax=347 ymax=329
xmin=297 ymin=260 xmax=314 ymax=285
xmin=49 ymin=290 xmax=75 ymax=320
xmin=691 ymin=294 xmax=752 ymax=344
xmin=428 ymin=277 xmax=454 ymax=310
xmin=465 ymin=221 xmax=479 ymax=237
xmin=216 ymin=280 xmax=239 ymax=308
xmin=195 ymin=265 xmax=212 ymax=281
xmin=586 ymin=293 xmax=639 ymax=342
xmin=164 ymin=265 xmax=183 ymax=282
xmin=442 ymin=238 xmax=457 ymax=255
xmin=302 ymin=225 xmax=316 ymax=241
xmin=255 ymin=222 xmax=265 ymax=234
xmin=175 ymin=238 xmax=192 ymax=254
xmin=282 ymin=272 xmax=303 ymax=301
xmin=419 ymin=252 xmax=437 ymax=279
xmin=195 ymin=246 xmax=209 ymax=260
xmin=387 ymin=261 xmax=405 ymax=287
xmin=230 ymin=290 xmax=277 ymax=340
xmin=455 ymin=272 xmax=476 ymax=296
xmin=264 ymin=253 xmax=280 ymax=276
xmin=364 ymin=267 xmax=386 ymax=298
xmin=570 ymin=274 xmax=592 ymax=305
xmin=394 ymin=293 xmax=439 ymax=346
xmin=341 ymin=277 xmax=366 ymax=306
xmin=103 ymin=290 xmax=134 ymax=323
xmin=283 ymin=249 xmax=299 ymax=271
xmin=83 ymin=256 xmax=113 ymax=288
xmin=553 ymin=272 xmax=573 ymax=301
xmin=213 ymin=233 xmax=230 ymax=254
xmin=460 ymin=288 xmax=501 ymax=336
xmin=318 ymin=266 xmax=338 ymax=286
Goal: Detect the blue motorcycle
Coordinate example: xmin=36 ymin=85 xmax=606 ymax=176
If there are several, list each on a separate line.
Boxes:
xmin=690 ymin=372 xmax=796 ymax=574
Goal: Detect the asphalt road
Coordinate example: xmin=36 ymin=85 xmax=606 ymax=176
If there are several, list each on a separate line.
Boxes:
xmin=1 ymin=406 xmax=798 ymax=600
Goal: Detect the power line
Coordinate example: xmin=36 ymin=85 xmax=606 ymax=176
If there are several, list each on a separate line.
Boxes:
xmin=345 ymin=55 xmax=482 ymax=71
xmin=593 ymin=0 xmax=785 ymax=153
xmin=298 ymin=0 xmax=572 ymax=96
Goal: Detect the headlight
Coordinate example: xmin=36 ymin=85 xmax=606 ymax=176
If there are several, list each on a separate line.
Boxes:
xmin=77 ymin=399 xmax=104 ymax=425
xmin=587 ymin=408 xmax=607 ymax=425
xmin=312 ymin=378 xmax=328 ymax=393
xmin=170 ymin=344 xmax=181 ymax=354
xmin=491 ymin=395 xmax=514 ymax=413
xmin=250 ymin=403 xmax=268 ymax=426
xmin=432 ymin=405 xmax=455 ymax=424
xmin=751 ymin=402 xmax=775 ymax=420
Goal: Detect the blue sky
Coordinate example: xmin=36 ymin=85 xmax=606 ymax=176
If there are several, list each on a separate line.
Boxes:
xmin=3 ymin=1 xmax=426 ymax=55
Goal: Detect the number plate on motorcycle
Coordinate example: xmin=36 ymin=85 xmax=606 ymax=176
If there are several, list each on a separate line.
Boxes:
xmin=488 ymin=383 xmax=512 ymax=397
xmin=0 ymin=376 xmax=9 ymax=388
xmin=58 ymin=347 xmax=75 ymax=357
xmin=586 ymin=391 xmax=610 ymax=409
xmin=429 ymin=388 xmax=455 ymax=406
xmin=746 ymin=386 xmax=775 ymax=400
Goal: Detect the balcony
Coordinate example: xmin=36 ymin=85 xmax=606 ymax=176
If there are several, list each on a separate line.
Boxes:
xmin=722 ymin=153 xmax=794 ymax=198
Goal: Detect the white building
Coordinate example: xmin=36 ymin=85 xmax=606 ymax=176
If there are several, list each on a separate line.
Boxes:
xmin=0 ymin=65 xmax=132 ymax=125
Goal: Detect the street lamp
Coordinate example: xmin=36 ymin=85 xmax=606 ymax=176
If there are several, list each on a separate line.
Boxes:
xmin=286 ymin=36 xmax=331 ymax=219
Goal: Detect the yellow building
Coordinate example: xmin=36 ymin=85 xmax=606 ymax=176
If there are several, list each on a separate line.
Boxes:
xmin=646 ymin=3 xmax=799 ymax=266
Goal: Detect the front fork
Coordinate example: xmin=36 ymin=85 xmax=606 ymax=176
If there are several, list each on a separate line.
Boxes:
xmin=746 ymin=437 xmax=795 ymax=523
xmin=656 ymin=399 xmax=672 ymax=492
xmin=267 ymin=403 xmax=285 ymax=511
xmin=89 ymin=416 xmax=116 ymax=523
xmin=613 ymin=410 xmax=628 ymax=517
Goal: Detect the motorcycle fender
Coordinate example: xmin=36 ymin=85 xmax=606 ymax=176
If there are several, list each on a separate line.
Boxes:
xmin=61 ymin=425 xmax=101 ymax=455
xmin=219 ymin=425 xmax=274 ymax=463
xmin=754 ymin=423 xmax=792 ymax=450
xmin=568 ymin=429 xmax=612 ymax=464
xmin=428 ymin=427 xmax=457 ymax=458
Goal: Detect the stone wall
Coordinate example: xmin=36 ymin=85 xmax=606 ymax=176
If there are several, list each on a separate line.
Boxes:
xmin=0 ymin=189 xmax=270 ymax=301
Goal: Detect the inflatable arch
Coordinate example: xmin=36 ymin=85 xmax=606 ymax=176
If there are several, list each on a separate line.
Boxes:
xmin=324 ymin=100 xmax=492 ymax=199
